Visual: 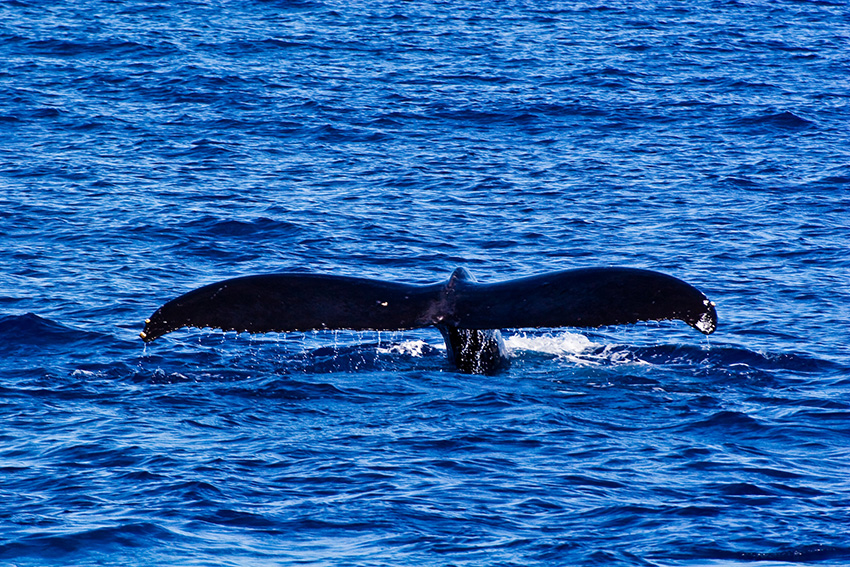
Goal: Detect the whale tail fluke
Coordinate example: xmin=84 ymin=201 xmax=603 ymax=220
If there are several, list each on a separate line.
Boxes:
xmin=451 ymin=267 xmax=717 ymax=335
xmin=139 ymin=274 xmax=440 ymax=343
xmin=141 ymin=267 xmax=717 ymax=373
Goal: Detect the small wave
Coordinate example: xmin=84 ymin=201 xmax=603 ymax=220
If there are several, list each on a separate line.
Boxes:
xmin=697 ymin=345 xmax=836 ymax=374
xmin=702 ymin=543 xmax=850 ymax=564
xmin=575 ymin=341 xmax=837 ymax=377
xmin=720 ymin=176 xmax=759 ymax=187
xmin=730 ymin=110 xmax=816 ymax=133
xmin=0 ymin=312 xmax=69 ymax=337
xmin=178 ymin=215 xmax=303 ymax=239
xmin=676 ymin=410 xmax=766 ymax=435
xmin=223 ymin=377 xmax=373 ymax=404
xmin=22 ymin=38 xmax=150 ymax=58
xmin=0 ymin=313 xmax=105 ymax=349
xmin=197 ymin=508 xmax=282 ymax=531
xmin=0 ymin=522 xmax=176 ymax=560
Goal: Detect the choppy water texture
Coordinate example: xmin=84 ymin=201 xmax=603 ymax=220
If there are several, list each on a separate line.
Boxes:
xmin=2 ymin=1 xmax=849 ymax=565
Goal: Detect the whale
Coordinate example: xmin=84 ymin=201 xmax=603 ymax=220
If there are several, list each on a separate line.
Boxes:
xmin=140 ymin=267 xmax=717 ymax=374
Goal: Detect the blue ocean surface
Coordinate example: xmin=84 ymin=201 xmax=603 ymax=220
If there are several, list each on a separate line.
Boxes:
xmin=1 ymin=0 xmax=849 ymax=565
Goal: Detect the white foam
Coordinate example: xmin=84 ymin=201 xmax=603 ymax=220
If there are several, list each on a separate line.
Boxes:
xmin=373 ymin=332 xmax=644 ymax=367
xmin=504 ymin=331 xmax=597 ymax=358
xmin=374 ymin=332 xmax=599 ymax=361
xmin=376 ymin=339 xmax=430 ymax=358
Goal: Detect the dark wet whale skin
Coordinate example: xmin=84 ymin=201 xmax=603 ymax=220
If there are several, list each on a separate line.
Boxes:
xmin=142 ymin=266 xmax=717 ymax=374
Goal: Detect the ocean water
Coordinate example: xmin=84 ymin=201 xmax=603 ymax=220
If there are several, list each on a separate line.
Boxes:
xmin=1 ymin=0 xmax=849 ymax=565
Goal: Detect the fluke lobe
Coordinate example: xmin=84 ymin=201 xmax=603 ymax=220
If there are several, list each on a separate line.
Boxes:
xmin=141 ymin=267 xmax=717 ymax=374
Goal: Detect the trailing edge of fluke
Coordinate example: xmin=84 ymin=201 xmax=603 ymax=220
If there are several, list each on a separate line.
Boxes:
xmin=141 ymin=267 xmax=717 ymax=374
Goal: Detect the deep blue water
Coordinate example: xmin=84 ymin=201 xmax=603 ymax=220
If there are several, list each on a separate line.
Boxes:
xmin=2 ymin=1 xmax=850 ymax=565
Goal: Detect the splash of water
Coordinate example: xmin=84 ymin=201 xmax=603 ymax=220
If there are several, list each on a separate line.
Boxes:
xmin=504 ymin=331 xmax=598 ymax=358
